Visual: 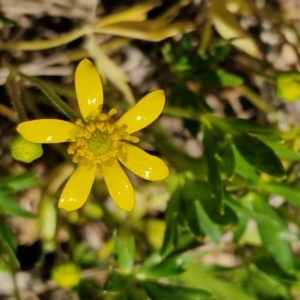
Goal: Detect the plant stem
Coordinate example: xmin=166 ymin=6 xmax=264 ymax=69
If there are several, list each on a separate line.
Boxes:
xmin=11 ymin=271 xmax=21 ymax=300
xmin=163 ymin=106 xmax=201 ymax=121
xmin=0 ymin=25 xmax=92 ymax=51
xmin=20 ymin=74 xmax=80 ymax=121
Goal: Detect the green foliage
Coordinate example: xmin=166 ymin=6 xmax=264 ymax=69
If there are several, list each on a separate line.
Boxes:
xmin=113 ymin=232 xmax=135 ymax=274
xmin=0 ymin=218 xmax=19 ymax=268
xmin=0 ymin=173 xmax=37 ymax=276
xmin=141 ymin=281 xmax=212 ymax=300
xmin=232 ymin=133 xmax=285 ymax=178
xmin=0 ymin=173 xmax=37 ymax=218
xmin=0 ymin=13 xmax=17 ymax=27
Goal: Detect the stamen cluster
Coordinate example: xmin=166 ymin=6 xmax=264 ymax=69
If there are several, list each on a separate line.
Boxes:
xmin=68 ymin=108 xmax=139 ymax=165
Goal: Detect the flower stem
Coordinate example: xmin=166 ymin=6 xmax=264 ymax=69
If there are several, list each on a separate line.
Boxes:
xmin=20 ymin=74 xmax=80 ymax=121
xmin=235 ymin=85 xmax=275 ymax=113
xmin=6 ymin=73 xmax=28 ymax=122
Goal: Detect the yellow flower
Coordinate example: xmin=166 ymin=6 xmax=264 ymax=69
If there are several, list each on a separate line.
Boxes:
xmin=17 ymin=59 xmax=169 ymax=212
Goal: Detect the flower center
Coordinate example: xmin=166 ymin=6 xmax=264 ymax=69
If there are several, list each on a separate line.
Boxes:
xmin=87 ymin=131 xmax=113 ymax=156
xmin=68 ymin=108 xmax=139 ymax=166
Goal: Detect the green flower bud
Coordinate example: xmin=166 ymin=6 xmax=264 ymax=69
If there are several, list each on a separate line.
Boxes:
xmin=275 ymin=72 xmax=300 ymax=102
xmin=51 ymin=262 xmax=80 ymax=288
xmin=11 ymin=134 xmax=43 ymax=163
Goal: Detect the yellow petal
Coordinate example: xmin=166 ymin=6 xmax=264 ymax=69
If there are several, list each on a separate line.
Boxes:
xmin=17 ymin=120 xmax=77 ymax=143
xmin=118 ymin=144 xmax=169 ymax=181
xmin=59 ymin=163 xmax=97 ymax=211
xmin=116 ymin=90 xmax=165 ymax=134
xmin=104 ymin=159 xmax=134 ymax=211
xmin=75 ymin=59 xmax=103 ymax=120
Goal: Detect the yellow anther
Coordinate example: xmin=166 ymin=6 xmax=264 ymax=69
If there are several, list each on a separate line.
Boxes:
xmin=96 ymin=122 xmax=105 ymax=131
xmin=99 ymin=114 xmax=107 ymax=121
xmin=130 ymin=136 xmax=140 ymax=143
xmin=75 ymin=119 xmax=84 ymax=127
xmin=87 ymin=123 xmax=96 ymax=132
xmin=106 ymin=123 xmax=115 ymax=133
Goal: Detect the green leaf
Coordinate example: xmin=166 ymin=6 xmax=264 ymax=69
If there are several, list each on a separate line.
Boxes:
xmin=183 ymin=179 xmax=237 ymax=225
xmin=202 ymin=122 xmax=223 ymax=212
xmin=232 ymin=145 xmax=258 ymax=184
xmin=162 ymin=38 xmax=197 ymax=73
xmin=161 ymin=215 xmax=197 ymax=257
xmin=223 ymin=192 xmax=252 ymax=244
xmin=139 ymin=252 xmax=190 ymax=279
xmin=0 ymin=172 xmax=39 ymax=191
xmin=113 ymin=232 xmax=135 ymax=274
xmin=196 ymin=202 xmax=221 ymax=243
xmin=104 ymin=271 xmax=126 ymax=292
xmin=161 ymin=182 xmax=183 ymax=256
xmin=162 ymin=35 xmax=230 ymax=74
xmin=245 ymin=263 xmax=293 ymax=300
xmin=161 ymin=178 xmax=199 ymax=257
xmin=261 ymin=182 xmax=300 ymax=209
xmin=181 ymin=264 xmax=257 ymax=300
xmin=233 ymin=134 xmax=285 ymax=178
xmin=141 ymin=281 xmax=212 ymax=300
xmin=0 ymin=13 xmax=18 ymax=27
xmin=199 ymin=38 xmax=232 ymax=65
xmin=0 ymin=219 xmax=19 ymax=268
xmin=255 ymin=256 xmax=297 ymax=283
xmin=0 ymin=192 xmax=35 ymax=218
xmin=185 ymin=202 xmax=203 ymax=238
xmin=104 ymin=271 xmax=129 ymax=300
xmin=186 ymin=200 xmax=220 ymax=244
xmin=215 ymin=69 xmax=244 ymax=86
xmin=73 ymin=243 xmax=98 ymax=267
xmin=169 ymin=81 xmax=212 ymax=114
xmin=216 ymin=138 xmax=235 ymax=179
xmin=250 ymin=193 xmax=293 ymax=271
xmin=263 ymin=140 xmax=300 ymax=162
xmin=232 ymin=212 xmax=248 ymax=244
xmin=192 ymin=69 xmax=243 ymax=88
xmin=225 ymin=191 xmax=295 ymax=260
xmin=221 ymin=118 xmax=281 ymax=139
